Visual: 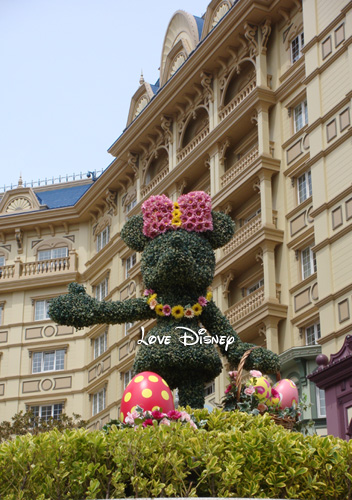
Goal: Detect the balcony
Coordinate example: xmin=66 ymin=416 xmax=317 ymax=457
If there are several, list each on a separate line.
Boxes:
xmin=223 ymin=213 xmax=262 ymax=257
xmin=140 ymin=165 xmax=169 ymax=199
xmin=226 ymin=286 xmax=265 ymax=324
xmin=219 ymin=77 xmax=256 ymax=122
xmin=221 ymin=145 xmax=259 ymax=189
xmin=0 ymin=252 xmax=78 ymax=288
xmin=176 ymin=123 xmax=210 ymax=163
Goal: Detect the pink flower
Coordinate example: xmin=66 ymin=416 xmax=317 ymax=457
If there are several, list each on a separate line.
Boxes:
xmin=244 ymin=386 xmax=255 ymax=396
xmin=250 ymin=370 xmax=262 ymax=378
xmin=179 ymin=411 xmax=191 ymax=422
xmin=144 ymin=289 xmax=154 ymax=296
xmin=257 ymin=403 xmax=268 ymax=413
xmin=185 ymin=222 xmax=196 ymax=231
xmin=160 ymin=418 xmax=170 ymax=426
xmin=142 ymin=419 xmax=154 ymax=427
xmin=149 ymin=299 xmax=158 ymax=310
xmin=225 ymin=384 xmax=233 ymax=394
xmin=151 ymin=410 xmax=166 ymax=420
xmin=198 ymin=296 xmax=208 ymax=307
xmin=125 ymin=414 xmax=135 ymax=425
xmin=189 ymin=420 xmax=197 ymax=429
xmin=162 ymin=304 xmax=171 ymax=316
xmin=167 ymin=410 xmax=182 ymax=420
xmin=228 ymin=371 xmax=238 ymax=379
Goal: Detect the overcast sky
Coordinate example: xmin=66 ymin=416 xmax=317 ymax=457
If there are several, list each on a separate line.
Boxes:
xmin=0 ymin=0 xmax=207 ymax=191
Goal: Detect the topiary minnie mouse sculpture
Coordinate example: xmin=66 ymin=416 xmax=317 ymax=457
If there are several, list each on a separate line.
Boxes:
xmin=49 ymin=191 xmax=280 ymax=408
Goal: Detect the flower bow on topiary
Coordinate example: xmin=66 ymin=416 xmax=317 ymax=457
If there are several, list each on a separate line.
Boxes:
xmin=141 ymin=191 xmax=213 ymax=239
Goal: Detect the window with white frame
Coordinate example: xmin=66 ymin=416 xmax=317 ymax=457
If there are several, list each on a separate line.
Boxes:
xmin=305 ymin=323 xmax=321 ymax=345
xmin=32 ymin=349 xmax=65 ymax=373
xmin=126 ymin=199 xmax=137 ymax=214
xmin=92 ymin=387 xmax=106 ymax=416
xmin=316 ymin=387 xmax=326 ymax=417
xmin=34 ymin=299 xmax=51 ymax=321
xmin=291 ymin=32 xmax=304 ymax=63
xmin=125 ymin=253 xmax=137 ymax=278
xmin=0 ymin=255 xmax=5 ymax=267
xmin=30 ymin=403 xmax=63 ymax=422
xmin=297 ymin=170 xmax=312 ymax=204
xmin=247 ymin=278 xmax=264 ymax=295
xmin=96 ymin=226 xmax=110 ymax=252
xmin=301 ymin=245 xmax=317 ymax=279
xmin=38 ymin=247 xmax=68 ymax=261
xmin=204 ymin=381 xmax=215 ymax=397
xmin=125 ymin=322 xmax=134 ymax=336
xmin=94 ymin=331 xmax=107 ymax=359
xmin=124 ymin=369 xmax=133 ymax=389
xmin=95 ymin=277 xmax=108 ymax=301
xmin=293 ymin=100 xmax=308 ymax=133
xmin=243 ymin=208 xmax=261 ymax=225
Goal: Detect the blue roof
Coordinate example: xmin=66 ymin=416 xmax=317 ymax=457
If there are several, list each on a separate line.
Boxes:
xmin=150 ymin=81 xmax=160 ymax=94
xmin=194 ymin=16 xmax=204 ymax=39
xmin=35 ymin=183 xmax=92 ymax=209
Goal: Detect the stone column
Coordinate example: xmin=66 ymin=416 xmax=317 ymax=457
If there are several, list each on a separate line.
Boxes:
xmin=256 ymin=103 xmax=271 ymax=157
xmin=258 ymin=170 xmax=275 ymax=227
xmin=260 ymin=241 xmax=278 ymax=302
xmin=263 ymin=317 xmax=279 ymax=354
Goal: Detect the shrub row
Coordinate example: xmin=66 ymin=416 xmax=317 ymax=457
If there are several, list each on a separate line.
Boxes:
xmin=0 ymin=409 xmax=351 ymax=499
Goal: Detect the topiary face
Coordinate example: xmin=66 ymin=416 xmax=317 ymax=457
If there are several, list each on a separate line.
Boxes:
xmin=141 ymin=229 xmax=215 ymax=294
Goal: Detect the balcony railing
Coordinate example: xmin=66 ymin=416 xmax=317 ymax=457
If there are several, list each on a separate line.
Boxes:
xmin=0 ymin=253 xmax=77 ymax=281
xmin=176 ymin=123 xmax=210 ymax=163
xmin=219 ymin=77 xmax=256 ymax=121
xmin=221 ymin=145 xmax=259 ymax=188
xmin=223 ymin=214 xmax=262 ymax=256
xmin=226 ymin=286 xmax=264 ymax=325
xmin=140 ymin=165 xmax=169 ymax=199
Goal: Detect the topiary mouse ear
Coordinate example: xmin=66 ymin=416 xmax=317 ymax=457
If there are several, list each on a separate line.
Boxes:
xmin=203 ymin=211 xmax=235 ymax=249
xmin=121 ymin=215 xmax=149 ymax=252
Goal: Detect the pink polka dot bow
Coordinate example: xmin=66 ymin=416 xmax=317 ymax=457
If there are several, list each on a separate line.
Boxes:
xmin=141 ymin=191 xmax=213 ymax=239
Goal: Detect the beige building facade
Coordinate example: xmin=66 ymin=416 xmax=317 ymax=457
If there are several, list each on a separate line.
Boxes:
xmin=0 ymin=0 xmax=352 ymax=431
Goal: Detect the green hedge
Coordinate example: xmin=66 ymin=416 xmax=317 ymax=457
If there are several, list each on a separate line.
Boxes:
xmin=0 ymin=409 xmax=351 ymax=499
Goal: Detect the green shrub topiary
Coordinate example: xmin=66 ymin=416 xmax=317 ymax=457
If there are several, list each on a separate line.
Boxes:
xmin=49 ymin=192 xmax=281 ymax=407
xmin=0 ymin=409 xmax=351 ymax=499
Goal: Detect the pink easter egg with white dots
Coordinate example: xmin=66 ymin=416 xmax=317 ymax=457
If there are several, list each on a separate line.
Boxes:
xmin=271 ymin=379 xmax=299 ymax=409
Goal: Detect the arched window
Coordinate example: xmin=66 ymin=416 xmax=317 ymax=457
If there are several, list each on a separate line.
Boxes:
xmin=145 ymin=149 xmax=169 ymax=185
xmin=181 ymin=108 xmax=209 ymax=149
xmin=224 ymin=61 xmax=255 ymax=106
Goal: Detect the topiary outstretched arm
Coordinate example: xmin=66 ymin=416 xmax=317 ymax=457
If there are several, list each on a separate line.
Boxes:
xmin=49 ymin=282 xmax=154 ymax=329
xmin=201 ymin=301 xmax=280 ymax=373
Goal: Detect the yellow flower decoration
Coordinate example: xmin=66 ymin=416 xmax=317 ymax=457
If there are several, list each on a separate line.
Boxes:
xmin=155 ymin=304 xmax=164 ymax=316
xmin=147 ymin=293 xmax=157 ymax=304
xmin=171 ymin=305 xmax=184 ymax=319
xmin=173 ymin=202 xmax=179 ymax=209
xmin=172 ymin=217 xmax=182 ymax=227
xmin=206 ymin=291 xmax=213 ymax=301
xmin=172 ymin=209 xmax=181 ymax=218
xmin=192 ymin=303 xmax=203 ymax=316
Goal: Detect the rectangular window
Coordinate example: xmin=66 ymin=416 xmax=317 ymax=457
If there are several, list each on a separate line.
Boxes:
xmin=0 ymin=256 xmax=5 ymax=266
xmin=31 ymin=403 xmax=63 ymax=422
xmin=95 ymin=277 xmax=108 ymax=301
xmin=316 ymin=387 xmax=326 ymax=417
xmin=204 ymin=381 xmax=215 ymax=397
xmin=38 ymin=247 xmax=68 ymax=261
xmin=94 ymin=331 xmax=107 ymax=359
xmin=124 ymin=369 xmax=133 ymax=389
xmin=35 ymin=300 xmax=51 ymax=321
xmin=243 ymin=208 xmax=261 ymax=225
xmin=96 ymin=226 xmax=110 ymax=252
xmin=293 ymin=100 xmax=308 ymax=133
xmin=297 ymin=170 xmax=312 ymax=204
xmin=125 ymin=253 xmax=137 ymax=278
xmin=126 ymin=199 xmax=137 ymax=214
xmin=92 ymin=388 xmax=106 ymax=416
xmin=32 ymin=349 xmax=65 ymax=373
xmin=291 ymin=32 xmax=304 ymax=63
xmin=301 ymin=246 xmax=317 ymax=279
xmin=305 ymin=323 xmax=321 ymax=345
xmin=247 ymin=278 xmax=264 ymax=295
xmin=125 ymin=322 xmax=134 ymax=336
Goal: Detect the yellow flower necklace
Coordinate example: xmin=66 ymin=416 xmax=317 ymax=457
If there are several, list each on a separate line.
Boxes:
xmin=144 ymin=288 xmax=213 ymax=319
